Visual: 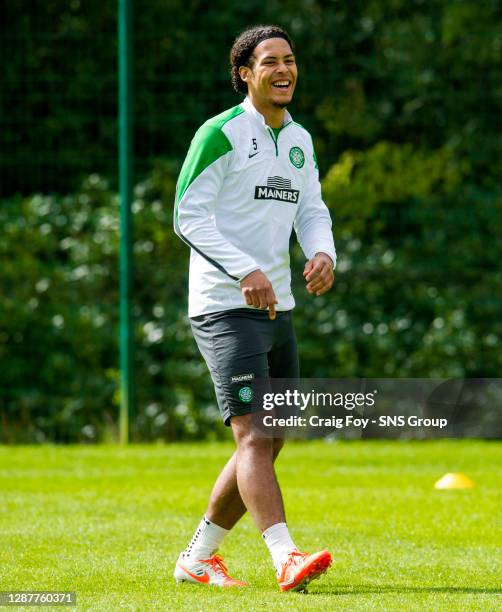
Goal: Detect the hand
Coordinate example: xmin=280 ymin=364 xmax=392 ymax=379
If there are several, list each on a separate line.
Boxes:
xmin=240 ymin=270 xmax=278 ymax=320
xmin=303 ymin=252 xmax=334 ymax=296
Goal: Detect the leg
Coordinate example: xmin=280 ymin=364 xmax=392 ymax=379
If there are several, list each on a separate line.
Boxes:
xmin=231 ymin=414 xmax=286 ymax=532
xmin=205 ymin=451 xmax=245 ymax=530
xmin=191 ymin=310 xmax=284 ymax=531
xmin=206 ymin=439 xmax=285 ymax=530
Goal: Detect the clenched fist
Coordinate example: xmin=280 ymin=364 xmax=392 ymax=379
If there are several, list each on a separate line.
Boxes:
xmin=303 ymin=252 xmax=334 ymax=296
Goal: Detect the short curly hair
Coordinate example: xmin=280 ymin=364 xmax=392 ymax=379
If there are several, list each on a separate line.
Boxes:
xmin=230 ymin=25 xmax=294 ymax=94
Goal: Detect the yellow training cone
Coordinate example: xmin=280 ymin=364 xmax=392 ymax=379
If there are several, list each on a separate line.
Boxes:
xmin=434 ymin=473 xmax=474 ymax=490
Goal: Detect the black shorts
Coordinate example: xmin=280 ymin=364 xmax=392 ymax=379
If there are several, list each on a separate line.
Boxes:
xmin=190 ymin=308 xmax=299 ymax=426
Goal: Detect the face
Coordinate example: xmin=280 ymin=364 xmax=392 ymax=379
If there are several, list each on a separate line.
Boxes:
xmin=239 ymin=37 xmax=297 ymax=109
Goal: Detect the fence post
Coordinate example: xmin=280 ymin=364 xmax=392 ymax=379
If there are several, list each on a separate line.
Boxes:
xmin=118 ymin=0 xmax=134 ymax=444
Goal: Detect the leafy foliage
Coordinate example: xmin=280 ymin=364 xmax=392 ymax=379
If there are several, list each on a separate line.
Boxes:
xmin=294 ymin=142 xmax=501 ymax=378
xmin=0 ymin=170 xmax=227 ymax=442
xmin=1 ymin=1 xmax=501 ymax=440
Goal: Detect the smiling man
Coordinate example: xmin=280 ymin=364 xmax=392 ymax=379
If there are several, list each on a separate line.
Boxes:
xmin=173 ymin=25 xmax=336 ymax=592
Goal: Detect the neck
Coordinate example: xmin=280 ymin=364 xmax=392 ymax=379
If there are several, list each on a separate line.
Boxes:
xmin=248 ymin=94 xmax=286 ymax=128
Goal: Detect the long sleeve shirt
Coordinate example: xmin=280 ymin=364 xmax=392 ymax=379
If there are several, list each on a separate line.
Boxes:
xmin=174 ymin=96 xmax=336 ymax=317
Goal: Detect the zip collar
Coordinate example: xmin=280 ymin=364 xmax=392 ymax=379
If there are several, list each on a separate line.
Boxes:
xmin=242 ymin=97 xmax=293 ymax=132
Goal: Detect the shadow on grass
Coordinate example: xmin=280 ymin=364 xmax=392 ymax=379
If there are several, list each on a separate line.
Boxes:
xmin=306 ymin=585 xmax=502 ymax=596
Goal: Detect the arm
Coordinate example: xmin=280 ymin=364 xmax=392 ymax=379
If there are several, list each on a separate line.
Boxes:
xmin=174 ymin=125 xmax=259 ymax=281
xmin=174 ymin=124 xmax=277 ymax=317
xmin=294 ymin=139 xmax=337 ymax=296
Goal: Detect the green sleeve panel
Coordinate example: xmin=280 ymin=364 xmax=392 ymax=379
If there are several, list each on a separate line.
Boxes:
xmin=175 ymin=126 xmax=231 ymax=206
xmin=175 ymin=104 xmax=244 ymax=207
xmin=313 ymin=147 xmax=319 ymax=170
xmin=173 ymin=104 xmax=246 ymax=281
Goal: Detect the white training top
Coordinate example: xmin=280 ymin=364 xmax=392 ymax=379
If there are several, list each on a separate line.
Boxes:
xmin=174 ymin=97 xmax=336 ymax=317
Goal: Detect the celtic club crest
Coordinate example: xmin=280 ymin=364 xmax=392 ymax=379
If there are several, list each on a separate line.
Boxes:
xmin=289 ymin=146 xmax=305 ymax=169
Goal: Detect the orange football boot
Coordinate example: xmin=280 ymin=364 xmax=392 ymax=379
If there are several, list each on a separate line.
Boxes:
xmin=174 ymin=553 xmax=248 ymax=587
xmin=278 ymin=550 xmax=332 ymax=592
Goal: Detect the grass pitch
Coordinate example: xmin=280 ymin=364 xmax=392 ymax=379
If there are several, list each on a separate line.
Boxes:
xmin=0 ymin=440 xmax=500 ymax=610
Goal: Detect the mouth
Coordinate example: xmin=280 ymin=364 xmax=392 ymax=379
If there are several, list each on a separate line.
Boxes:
xmin=271 ymin=79 xmax=292 ymax=91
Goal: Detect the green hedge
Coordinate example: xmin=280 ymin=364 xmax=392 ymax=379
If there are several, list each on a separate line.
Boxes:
xmin=1 ymin=142 xmax=500 ymax=441
xmin=2 ymin=0 xmax=501 ymax=440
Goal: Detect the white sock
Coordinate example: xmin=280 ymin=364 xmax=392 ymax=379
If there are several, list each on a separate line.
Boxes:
xmin=183 ymin=516 xmax=229 ymax=561
xmin=262 ymin=522 xmax=297 ymax=574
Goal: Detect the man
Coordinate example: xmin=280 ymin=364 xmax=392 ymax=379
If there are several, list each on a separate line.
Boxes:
xmin=173 ymin=25 xmax=336 ymax=592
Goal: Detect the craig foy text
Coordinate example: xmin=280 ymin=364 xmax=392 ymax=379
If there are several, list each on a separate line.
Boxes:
xmin=262 ymin=415 xmax=449 ymax=429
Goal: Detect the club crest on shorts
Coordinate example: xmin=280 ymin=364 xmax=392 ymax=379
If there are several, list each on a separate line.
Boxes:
xmin=238 ymin=386 xmax=253 ymax=403
xmin=289 ymin=146 xmax=305 ymax=169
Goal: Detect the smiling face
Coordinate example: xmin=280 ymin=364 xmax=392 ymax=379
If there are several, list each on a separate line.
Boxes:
xmin=239 ymin=37 xmax=297 ymax=112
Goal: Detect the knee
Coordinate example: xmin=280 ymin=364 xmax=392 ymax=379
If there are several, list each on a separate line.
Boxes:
xmin=231 ymin=415 xmax=274 ymax=454
xmin=272 ymin=437 xmax=285 ymax=459
xmin=234 ymin=430 xmax=274 ymax=455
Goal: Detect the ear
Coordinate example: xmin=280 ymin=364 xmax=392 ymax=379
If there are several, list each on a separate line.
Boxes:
xmin=239 ymin=66 xmax=251 ymax=83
